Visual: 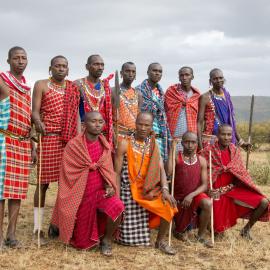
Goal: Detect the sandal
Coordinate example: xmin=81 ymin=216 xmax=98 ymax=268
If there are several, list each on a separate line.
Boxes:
xmin=0 ymin=240 xmax=7 ymax=251
xmin=195 ymin=236 xmax=214 ymax=248
xmin=5 ymin=238 xmax=22 ymax=249
xmin=155 ymin=240 xmax=176 ymax=255
xmin=100 ymin=240 xmax=113 ymax=257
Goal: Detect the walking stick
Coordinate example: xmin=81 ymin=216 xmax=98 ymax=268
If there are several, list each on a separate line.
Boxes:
xmin=114 ymin=70 xmax=120 ymax=149
xmin=246 ymin=95 xmax=254 ymax=170
xmin=168 ymin=143 xmax=177 ymax=246
xmin=209 ymin=150 xmax=215 ymax=245
xmin=37 ymin=134 xmax=42 ymax=249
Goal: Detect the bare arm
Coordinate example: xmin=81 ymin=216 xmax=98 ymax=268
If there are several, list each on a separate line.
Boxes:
xmin=138 ymin=91 xmax=143 ymax=111
xmin=166 ymin=139 xmax=178 ymax=176
xmin=197 ymin=93 xmax=208 ymax=150
xmin=0 ymin=77 xmax=9 ymax=100
xmin=77 ymin=110 xmax=81 ymax=134
xmin=114 ymin=140 xmax=128 ymax=196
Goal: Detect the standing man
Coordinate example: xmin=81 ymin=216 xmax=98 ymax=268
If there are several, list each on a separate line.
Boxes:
xmin=136 ymin=63 xmax=170 ymax=161
xmin=50 ymin=112 xmax=124 ymax=256
xmin=112 ymin=62 xmax=142 ymax=141
xmin=74 ymin=55 xmax=113 ymax=146
xmin=114 ymin=112 xmax=177 ymax=255
xmin=167 ymin=132 xmax=212 ymax=247
xmin=165 ymin=67 xmax=200 ymax=152
xmin=32 ymin=56 xmax=80 ymax=244
xmin=201 ymin=125 xmax=269 ymax=239
xmin=0 ymin=47 xmax=33 ymax=248
xmin=197 ymin=68 xmax=249 ymax=150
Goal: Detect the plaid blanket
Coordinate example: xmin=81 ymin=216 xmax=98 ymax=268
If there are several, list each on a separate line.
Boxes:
xmin=201 ymin=142 xmax=262 ymax=193
xmin=51 ymin=133 xmax=116 ymax=244
xmin=164 ymin=84 xmax=200 ymax=136
xmin=61 ymin=81 xmax=80 ymax=144
xmin=0 ymin=71 xmax=31 ymax=199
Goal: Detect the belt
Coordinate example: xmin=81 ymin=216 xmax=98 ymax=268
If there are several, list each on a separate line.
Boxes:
xmin=0 ymin=128 xmax=31 ymax=141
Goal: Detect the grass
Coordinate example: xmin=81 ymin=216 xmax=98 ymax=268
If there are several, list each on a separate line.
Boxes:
xmin=0 ymin=151 xmax=269 ymax=270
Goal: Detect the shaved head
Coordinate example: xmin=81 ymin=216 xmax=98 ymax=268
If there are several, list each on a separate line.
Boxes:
xmin=136 ymin=111 xmax=154 ymax=123
xmin=182 ymin=131 xmax=198 ymax=142
xmin=218 ymin=124 xmax=232 ymax=134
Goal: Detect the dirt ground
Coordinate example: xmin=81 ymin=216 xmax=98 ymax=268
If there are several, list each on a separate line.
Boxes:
xmin=0 ymin=153 xmax=269 ymax=270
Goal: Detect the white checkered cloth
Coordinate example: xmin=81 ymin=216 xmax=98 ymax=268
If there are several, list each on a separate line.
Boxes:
xmin=117 ymin=157 xmax=150 ymax=246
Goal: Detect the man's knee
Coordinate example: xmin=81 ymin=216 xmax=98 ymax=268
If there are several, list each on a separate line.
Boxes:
xmin=200 ymin=198 xmax=212 ymax=211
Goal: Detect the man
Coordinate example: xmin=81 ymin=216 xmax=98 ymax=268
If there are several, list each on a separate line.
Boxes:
xmin=50 ymin=111 xmax=124 ymax=256
xmin=136 ymin=63 xmax=170 ymax=161
xmin=0 ymin=47 xmax=34 ymax=249
xmin=32 ymin=55 xmax=80 ymax=244
xmin=201 ymin=124 xmax=269 ymax=239
xmin=74 ymin=55 xmax=113 ymax=146
xmin=114 ymin=112 xmax=177 ymax=255
xmin=112 ymin=62 xmax=142 ymax=141
xmin=197 ymin=68 xmax=249 ymax=150
xmin=165 ymin=67 xmax=200 ymax=152
xmin=167 ymin=132 xmax=212 ymax=247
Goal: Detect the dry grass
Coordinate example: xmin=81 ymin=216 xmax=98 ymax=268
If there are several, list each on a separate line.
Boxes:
xmin=0 ymin=152 xmax=270 ymax=270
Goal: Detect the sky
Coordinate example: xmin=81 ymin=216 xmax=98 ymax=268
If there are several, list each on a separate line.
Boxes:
xmin=0 ymin=0 xmax=269 ymax=96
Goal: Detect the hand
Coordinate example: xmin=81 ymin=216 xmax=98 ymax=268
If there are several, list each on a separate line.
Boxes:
xmin=240 ymin=141 xmax=252 ymax=152
xmin=34 ymin=120 xmax=46 ymax=135
xmin=105 ymin=185 xmax=115 ymax=198
xmin=172 ymin=137 xmax=181 ymax=147
xmin=181 ymin=194 xmax=194 ymax=209
xmin=162 ymin=189 xmax=177 ymax=208
xmin=31 ymin=149 xmax=37 ymax=164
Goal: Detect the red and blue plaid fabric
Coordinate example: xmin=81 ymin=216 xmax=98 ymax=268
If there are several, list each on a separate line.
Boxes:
xmin=164 ymin=84 xmax=200 ymax=136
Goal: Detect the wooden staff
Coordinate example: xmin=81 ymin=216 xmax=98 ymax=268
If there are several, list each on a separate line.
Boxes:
xmin=209 ymin=150 xmax=215 ymax=245
xmin=246 ymin=95 xmax=255 ymax=169
xmin=114 ymin=70 xmax=120 ymax=149
xmin=168 ymin=143 xmax=177 ymax=246
xmin=37 ymin=134 xmax=42 ymax=248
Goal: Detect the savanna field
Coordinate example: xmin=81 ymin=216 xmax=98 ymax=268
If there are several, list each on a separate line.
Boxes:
xmin=0 ymin=123 xmax=269 ymax=270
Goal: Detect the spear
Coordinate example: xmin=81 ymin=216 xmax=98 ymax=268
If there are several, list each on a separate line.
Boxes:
xmin=209 ymin=150 xmax=215 ymax=246
xmin=246 ymin=95 xmax=255 ymax=169
xmin=114 ymin=70 xmax=120 ymax=149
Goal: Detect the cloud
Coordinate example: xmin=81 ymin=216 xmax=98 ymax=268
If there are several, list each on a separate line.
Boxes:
xmin=0 ymin=0 xmax=269 ymax=96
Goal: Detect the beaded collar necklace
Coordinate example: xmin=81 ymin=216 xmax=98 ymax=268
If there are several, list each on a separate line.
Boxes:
xmin=48 ymin=77 xmax=66 ymax=94
xmin=181 ymin=153 xmax=197 ymax=165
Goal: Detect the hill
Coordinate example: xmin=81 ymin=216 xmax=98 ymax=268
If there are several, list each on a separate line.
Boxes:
xmin=232 ymin=96 xmax=270 ymax=122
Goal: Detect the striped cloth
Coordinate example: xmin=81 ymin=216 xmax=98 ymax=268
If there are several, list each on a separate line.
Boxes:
xmin=37 ymin=87 xmax=65 ymax=184
xmin=0 ymin=71 xmax=31 ymax=200
xmin=0 ymin=97 xmax=10 ymax=199
xmin=118 ymin=158 xmax=150 ymax=246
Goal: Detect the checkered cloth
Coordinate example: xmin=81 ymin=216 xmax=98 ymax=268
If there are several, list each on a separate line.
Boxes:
xmin=37 ymin=88 xmax=65 ymax=184
xmin=0 ymin=72 xmax=31 ymax=200
xmin=164 ymin=84 xmax=200 ymax=136
xmin=118 ymin=158 xmax=150 ymax=246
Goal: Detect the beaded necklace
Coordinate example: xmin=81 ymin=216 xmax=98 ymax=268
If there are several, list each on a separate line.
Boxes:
xmin=120 ymin=86 xmax=138 ymax=120
xmin=7 ymin=72 xmax=30 ymax=94
xmin=80 ymin=78 xmax=105 ymax=111
xmin=47 ymin=77 xmax=66 ymax=94
xmin=181 ymin=153 xmax=197 ymax=165
xmin=131 ymin=134 xmax=151 ymax=180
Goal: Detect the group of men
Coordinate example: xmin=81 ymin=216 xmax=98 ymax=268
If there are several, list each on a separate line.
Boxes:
xmin=0 ymin=46 xmax=269 ymax=256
